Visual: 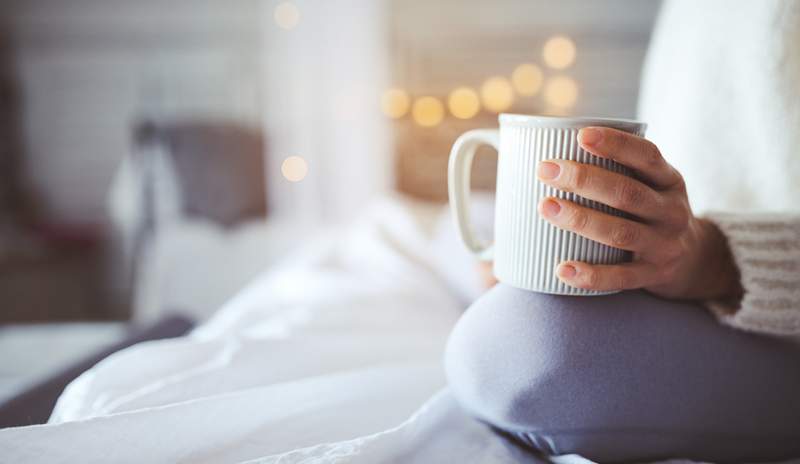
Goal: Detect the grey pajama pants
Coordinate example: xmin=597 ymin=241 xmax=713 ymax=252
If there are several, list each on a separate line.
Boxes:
xmin=444 ymin=285 xmax=800 ymax=463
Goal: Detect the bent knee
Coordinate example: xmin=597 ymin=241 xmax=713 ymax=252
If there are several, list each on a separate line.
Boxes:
xmin=445 ymin=285 xmax=729 ymax=430
xmin=445 ymin=284 xmax=800 ymax=461
xmin=444 ymin=284 xmax=586 ymax=431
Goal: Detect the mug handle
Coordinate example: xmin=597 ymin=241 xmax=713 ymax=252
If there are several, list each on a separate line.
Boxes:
xmin=447 ymin=129 xmax=499 ymax=262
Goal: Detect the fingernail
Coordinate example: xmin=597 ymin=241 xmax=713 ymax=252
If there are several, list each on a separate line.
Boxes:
xmin=540 ymin=198 xmax=561 ymax=217
xmin=579 ymin=127 xmax=602 ymax=146
xmin=558 ymin=264 xmax=577 ymax=279
xmin=537 ymin=161 xmax=561 ymax=180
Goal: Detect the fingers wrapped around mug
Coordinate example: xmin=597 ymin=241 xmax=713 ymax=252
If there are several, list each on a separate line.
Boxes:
xmin=537 ymin=196 xmax=680 ymax=291
xmin=538 ymin=197 xmax=662 ymax=252
xmin=576 ymin=127 xmax=682 ymax=189
xmin=553 ymin=260 xmax=663 ymax=292
xmin=536 ymin=159 xmax=664 ymax=222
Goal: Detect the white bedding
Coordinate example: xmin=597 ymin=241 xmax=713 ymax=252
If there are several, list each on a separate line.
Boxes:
xmin=1 ymin=195 xmax=553 ymax=463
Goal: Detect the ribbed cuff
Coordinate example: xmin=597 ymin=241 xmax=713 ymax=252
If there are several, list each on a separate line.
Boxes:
xmin=703 ymin=212 xmax=800 ymax=337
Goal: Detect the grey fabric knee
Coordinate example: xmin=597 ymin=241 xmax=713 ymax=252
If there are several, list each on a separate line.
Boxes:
xmin=444 ymin=284 xmax=800 ymax=463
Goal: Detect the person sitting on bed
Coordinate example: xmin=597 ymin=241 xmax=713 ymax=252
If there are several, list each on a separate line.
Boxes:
xmin=445 ymin=1 xmax=800 ymax=462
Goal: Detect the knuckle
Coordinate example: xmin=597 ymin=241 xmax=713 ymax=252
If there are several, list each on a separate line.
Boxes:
xmin=664 ymin=163 xmax=685 ymax=190
xmin=609 ymin=130 xmax=627 ymax=152
xmin=661 ymin=243 xmax=685 ymax=263
xmin=616 ymin=270 xmax=635 ymax=290
xmin=670 ymin=206 xmax=691 ymax=228
xmin=659 ymin=199 xmax=690 ymax=229
xmin=659 ymin=262 xmax=679 ymax=282
xmin=583 ymin=268 xmax=601 ymax=288
xmin=643 ymin=141 xmax=663 ymax=166
xmin=570 ymin=165 xmax=591 ymax=190
xmin=610 ymin=222 xmax=640 ymax=248
xmin=616 ymin=181 xmax=645 ymax=209
xmin=565 ymin=208 xmax=589 ymax=231
xmin=673 ymin=171 xmax=687 ymax=191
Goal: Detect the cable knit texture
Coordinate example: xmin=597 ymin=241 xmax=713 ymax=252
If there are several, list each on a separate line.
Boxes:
xmin=638 ymin=0 xmax=800 ymax=335
xmin=704 ymin=213 xmax=800 ymax=336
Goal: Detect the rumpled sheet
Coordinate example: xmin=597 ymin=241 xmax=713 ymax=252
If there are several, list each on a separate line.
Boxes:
xmin=4 ymin=194 xmax=793 ymax=464
xmin=1 ymin=195 xmax=550 ymax=463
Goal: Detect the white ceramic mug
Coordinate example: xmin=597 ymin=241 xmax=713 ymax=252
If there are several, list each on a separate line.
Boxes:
xmin=448 ymin=114 xmax=647 ymax=296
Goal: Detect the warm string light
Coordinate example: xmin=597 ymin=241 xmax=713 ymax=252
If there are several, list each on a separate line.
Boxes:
xmin=381 ymin=88 xmax=410 ymax=119
xmin=448 ymin=87 xmax=481 ymax=119
xmin=281 ymin=156 xmax=308 ymax=182
xmin=542 ymin=35 xmax=576 ymax=70
xmin=412 ymin=96 xmax=445 ymax=127
xmin=274 ymin=2 xmax=300 ymax=30
xmin=544 ymin=75 xmax=579 ymax=108
xmin=480 ymin=77 xmax=515 ymax=113
xmin=511 ymin=63 xmax=544 ymax=97
xmin=383 ymin=34 xmax=579 ymax=125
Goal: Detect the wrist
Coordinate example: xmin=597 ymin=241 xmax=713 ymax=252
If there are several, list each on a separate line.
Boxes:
xmin=697 ymin=219 xmax=743 ymax=301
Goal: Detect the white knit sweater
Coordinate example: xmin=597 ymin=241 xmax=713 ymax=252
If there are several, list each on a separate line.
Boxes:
xmin=638 ymin=0 xmax=800 ymax=336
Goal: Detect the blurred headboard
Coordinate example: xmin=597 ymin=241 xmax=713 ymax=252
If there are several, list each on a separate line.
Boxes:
xmin=133 ymin=119 xmax=266 ymax=227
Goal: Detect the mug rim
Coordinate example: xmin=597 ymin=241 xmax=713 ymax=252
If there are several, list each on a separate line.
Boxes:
xmin=499 ymin=113 xmax=646 ymax=131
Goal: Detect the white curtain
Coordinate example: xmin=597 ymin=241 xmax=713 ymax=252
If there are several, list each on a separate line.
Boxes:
xmin=262 ymin=0 xmax=392 ymax=226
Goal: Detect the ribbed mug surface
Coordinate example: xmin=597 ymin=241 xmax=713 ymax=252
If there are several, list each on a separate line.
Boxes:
xmin=493 ymin=115 xmax=647 ymax=296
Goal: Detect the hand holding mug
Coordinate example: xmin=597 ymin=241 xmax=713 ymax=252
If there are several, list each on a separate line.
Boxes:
xmin=537 ymin=127 xmax=741 ymax=301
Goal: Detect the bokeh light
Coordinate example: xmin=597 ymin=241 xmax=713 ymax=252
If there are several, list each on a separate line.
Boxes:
xmin=412 ymin=96 xmax=445 ymax=127
xmin=381 ymin=88 xmax=411 ymax=119
xmin=544 ymin=75 xmax=579 ymax=108
xmin=281 ymin=156 xmax=308 ymax=182
xmin=480 ymin=77 xmax=514 ymax=113
xmin=542 ymin=35 xmax=576 ymax=70
xmin=511 ymin=63 xmax=544 ymax=96
xmin=447 ymin=87 xmax=481 ymax=119
xmin=274 ymin=2 xmax=300 ymax=30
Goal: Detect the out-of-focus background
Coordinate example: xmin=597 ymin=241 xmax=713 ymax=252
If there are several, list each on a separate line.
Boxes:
xmin=0 ymin=0 xmax=659 ymax=404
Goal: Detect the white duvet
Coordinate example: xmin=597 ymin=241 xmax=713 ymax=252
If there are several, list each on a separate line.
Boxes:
xmin=0 ymin=195 xmax=553 ymax=463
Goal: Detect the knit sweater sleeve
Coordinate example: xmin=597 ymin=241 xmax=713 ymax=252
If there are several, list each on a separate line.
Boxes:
xmin=703 ymin=212 xmax=800 ymax=336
